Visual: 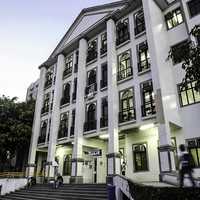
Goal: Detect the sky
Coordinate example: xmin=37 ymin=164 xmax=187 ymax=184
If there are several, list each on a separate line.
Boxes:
xmin=0 ymin=0 xmax=117 ymax=101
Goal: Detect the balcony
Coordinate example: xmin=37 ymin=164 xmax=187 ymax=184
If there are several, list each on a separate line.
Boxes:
xmin=100 ymin=79 xmax=107 ymax=89
xmin=138 ymin=59 xmax=151 ymax=73
xmin=85 ymin=83 xmax=97 ymax=95
xmin=134 ymin=23 xmax=145 ymax=36
xmin=86 ymin=51 xmax=97 ymax=63
xmin=117 ymin=67 xmax=133 ymax=81
xmin=84 ymin=120 xmax=97 ymax=132
xmin=100 ymin=117 xmax=108 ymax=128
xmin=44 ymin=79 xmax=52 ymax=89
xmin=119 ymin=107 xmax=136 ymax=123
xmin=60 ymin=96 xmax=70 ymax=106
xmin=74 ymin=63 xmax=78 ymax=73
xmin=70 ymin=126 xmax=74 ymax=137
xmin=63 ymin=67 xmax=72 ymax=78
xmin=58 ymin=127 xmax=68 ymax=139
xmin=116 ymin=32 xmax=130 ymax=46
xmin=38 ymin=135 xmax=46 ymax=144
xmin=141 ymin=102 xmax=156 ymax=117
xmin=41 ymin=106 xmax=49 ymax=115
xmin=100 ymin=46 xmax=107 ymax=55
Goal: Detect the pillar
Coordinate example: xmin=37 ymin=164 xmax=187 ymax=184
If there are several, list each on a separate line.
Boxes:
xmin=106 ymin=18 xmax=120 ymax=183
xmin=70 ymin=38 xmax=87 ymax=183
xmin=46 ymin=54 xmax=65 ymax=179
xmin=27 ymin=66 xmax=46 ymax=177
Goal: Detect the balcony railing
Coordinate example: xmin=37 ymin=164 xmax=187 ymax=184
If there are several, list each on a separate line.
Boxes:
xmin=141 ymin=102 xmax=156 ymax=117
xmin=117 ymin=67 xmax=133 ymax=81
xmin=85 ymin=83 xmax=97 ymax=95
xmin=38 ymin=135 xmax=46 ymax=144
xmin=134 ymin=22 xmax=145 ymax=36
xmin=70 ymin=126 xmax=74 ymax=137
xmin=84 ymin=120 xmax=97 ymax=132
xmin=58 ymin=127 xmax=68 ymax=139
xmin=74 ymin=63 xmax=78 ymax=73
xmin=41 ymin=106 xmax=49 ymax=115
xmin=100 ymin=117 xmax=108 ymax=128
xmin=100 ymin=46 xmax=107 ymax=55
xmin=63 ymin=67 xmax=72 ymax=78
xmin=119 ymin=107 xmax=136 ymax=123
xmin=138 ymin=58 xmax=151 ymax=73
xmin=44 ymin=79 xmax=52 ymax=89
xmin=100 ymin=79 xmax=107 ymax=89
xmin=86 ymin=51 xmax=98 ymax=63
xmin=60 ymin=96 xmax=70 ymax=106
xmin=116 ymin=32 xmax=130 ymax=46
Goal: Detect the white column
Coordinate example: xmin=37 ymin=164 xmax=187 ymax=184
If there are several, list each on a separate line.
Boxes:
xmin=70 ymin=38 xmax=87 ymax=183
xmin=27 ymin=67 xmax=46 ymax=177
xmin=107 ymin=18 xmax=120 ymax=178
xmin=142 ymin=0 xmax=180 ymax=173
xmin=46 ymin=54 xmax=65 ymax=179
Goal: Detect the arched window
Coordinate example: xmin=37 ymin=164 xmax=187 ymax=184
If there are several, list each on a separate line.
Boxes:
xmin=119 ymin=89 xmax=135 ymax=122
xmin=87 ymin=103 xmax=96 ymax=122
xmin=40 ymin=121 xmax=47 ymax=136
xmin=61 ymin=83 xmax=70 ymax=106
xmin=118 ymin=50 xmax=132 ymax=81
xmin=58 ymin=112 xmax=69 ymax=138
xmin=88 ymin=70 xmax=96 ymax=86
xmin=63 ymin=154 xmax=72 ymax=176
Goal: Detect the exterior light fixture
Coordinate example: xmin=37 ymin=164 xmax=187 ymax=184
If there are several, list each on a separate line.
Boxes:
xmin=139 ymin=123 xmax=155 ymax=131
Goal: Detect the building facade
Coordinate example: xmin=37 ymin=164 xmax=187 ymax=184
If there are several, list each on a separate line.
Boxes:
xmin=27 ymin=0 xmax=200 ymax=184
xmin=26 ymin=79 xmax=40 ymax=102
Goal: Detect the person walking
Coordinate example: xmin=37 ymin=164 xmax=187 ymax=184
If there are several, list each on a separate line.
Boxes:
xmin=178 ymin=144 xmax=195 ymax=187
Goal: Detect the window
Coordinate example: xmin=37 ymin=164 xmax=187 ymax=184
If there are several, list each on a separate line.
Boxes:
xmin=171 ymin=40 xmax=190 ymax=64
xmin=137 ymin=41 xmax=150 ymax=73
xmin=117 ymin=50 xmax=132 ymax=81
xmin=58 ymin=112 xmax=69 ymax=139
xmin=72 ymin=78 xmax=77 ymax=102
xmin=85 ymin=69 xmax=97 ymax=95
xmin=41 ymin=93 xmax=50 ymax=114
xmin=178 ymin=81 xmax=200 ymax=107
xmin=165 ymin=8 xmax=183 ymax=30
xmin=197 ymin=35 xmax=200 ymax=46
xmin=87 ymin=39 xmax=98 ymax=63
xmin=188 ymin=0 xmax=200 ymax=18
xmin=84 ymin=103 xmax=97 ymax=132
xmin=133 ymin=143 xmax=148 ymax=172
xmin=50 ymin=90 xmax=54 ymax=111
xmin=134 ymin=10 xmax=145 ymax=36
xmin=187 ymin=138 xmax=200 ymax=168
xmin=100 ymin=33 xmax=107 ymax=55
xmin=70 ymin=110 xmax=75 ymax=137
xmin=141 ymin=80 xmax=156 ymax=117
xmin=100 ymin=63 xmax=107 ymax=89
xmin=38 ymin=120 xmax=47 ymax=144
xmin=119 ymin=88 xmax=135 ymax=123
xmin=100 ymin=98 xmax=108 ymax=128
xmin=63 ymin=55 xmax=73 ymax=78
xmin=74 ymin=51 xmax=79 ymax=73
xmin=44 ymin=67 xmax=54 ymax=89
xmin=47 ymin=118 xmax=51 ymax=142
xmin=116 ymin=18 xmax=130 ymax=46
xmin=60 ymin=83 xmax=70 ymax=106
xmin=63 ymin=155 xmax=72 ymax=175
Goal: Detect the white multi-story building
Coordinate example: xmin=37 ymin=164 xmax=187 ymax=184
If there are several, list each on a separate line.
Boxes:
xmin=26 ymin=79 xmax=40 ymax=102
xmin=27 ymin=0 xmax=200 ymax=185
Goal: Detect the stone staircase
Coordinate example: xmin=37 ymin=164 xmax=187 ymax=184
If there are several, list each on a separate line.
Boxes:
xmin=0 ymin=184 xmax=108 ymax=200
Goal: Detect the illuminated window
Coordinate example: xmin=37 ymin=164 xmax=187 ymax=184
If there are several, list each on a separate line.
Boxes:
xmin=178 ymin=81 xmax=200 ymax=107
xmin=165 ymin=8 xmax=183 ymax=30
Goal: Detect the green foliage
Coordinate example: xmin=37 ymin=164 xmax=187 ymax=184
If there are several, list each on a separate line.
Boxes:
xmin=168 ymin=25 xmax=200 ymax=91
xmin=0 ymin=95 xmax=35 ymax=167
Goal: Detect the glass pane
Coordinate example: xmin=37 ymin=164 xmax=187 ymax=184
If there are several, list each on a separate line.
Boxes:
xmin=181 ymin=91 xmax=188 ymax=106
xmin=177 ymin=13 xmax=183 ymax=23
xmin=167 ymin=20 xmax=173 ymax=29
xmin=187 ymin=89 xmax=195 ymax=104
xmin=194 ymin=90 xmax=200 ymax=103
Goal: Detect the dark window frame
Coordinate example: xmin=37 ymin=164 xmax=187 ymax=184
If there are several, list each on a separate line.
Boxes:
xmin=187 ymin=0 xmax=200 ymax=18
xmin=60 ymin=82 xmax=71 ymax=106
xmin=100 ymin=63 xmax=108 ymax=89
xmin=58 ymin=112 xmax=69 ymax=139
xmin=100 ymin=97 xmax=108 ymax=128
xmin=134 ymin=9 xmax=145 ymax=36
xmin=87 ymin=38 xmax=98 ymax=63
xmin=100 ymin=32 xmax=107 ymax=55
xmin=63 ymin=54 xmax=73 ymax=78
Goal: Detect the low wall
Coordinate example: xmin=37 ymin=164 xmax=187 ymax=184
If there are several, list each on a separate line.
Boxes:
xmin=0 ymin=178 xmax=27 ymax=195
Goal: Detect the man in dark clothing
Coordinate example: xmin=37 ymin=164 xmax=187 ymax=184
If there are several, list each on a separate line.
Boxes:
xmin=179 ymin=144 xmax=195 ymax=187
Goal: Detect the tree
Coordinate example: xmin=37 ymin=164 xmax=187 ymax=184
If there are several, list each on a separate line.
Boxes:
xmin=168 ymin=25 xmax=200 ymax=91
xmin=0 ymin=95 xmax=35 ymax=171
